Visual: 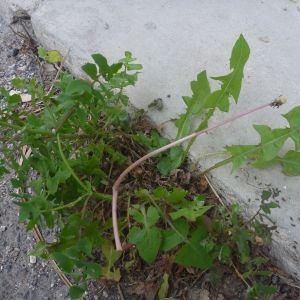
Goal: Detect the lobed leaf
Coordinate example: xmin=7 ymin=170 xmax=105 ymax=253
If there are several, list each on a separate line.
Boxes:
xmin=175 ymin=227 xmax=213 ymax=269
xmin=253 ymin=125 xmax=288 ymax=161
xmin=225 ymin=105 xmax=300 ymax=174
xmin=176 ymin=71 xmax=211 ymax=139
xmin=69 ymin=286 xmax=85 ymax=300
xmin=157 ymin=146 xmax=184 ymax=175
xmin=283 ymin=106 xmax=300 ymax=150
xmin=161 ymin=218 xmax=189 ymax=252
xmin=170 ymin=204 xmax=212 ymax=222
xmin=209 ymin=34 xmax=250 ymax=110
xmin=128 ymin=226 xmax=162 ymax=263
xmin=279 ymin=150 xmax=300 ymax=175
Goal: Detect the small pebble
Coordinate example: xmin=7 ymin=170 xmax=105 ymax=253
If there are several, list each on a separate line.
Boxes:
xmin=217 ymin=294 xmax=225 ymax=300
xmin=29 ymin=255 xmax=37 ymax=264
xmin=0 ymin=225 xmax=7 ymax=232
xmin=17 ymin=65 xmax=27 ymax=71
xmin=9 ymin=90 xmax=19 ymax=96
xmin=102 ymin=290 xmax=108 ymax=298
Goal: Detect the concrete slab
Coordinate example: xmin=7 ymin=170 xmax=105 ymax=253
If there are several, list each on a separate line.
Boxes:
xmin=1 ymin=0 xmax=300 ymax=280
xmin=0 ymin=0 xmax=41 ymax=23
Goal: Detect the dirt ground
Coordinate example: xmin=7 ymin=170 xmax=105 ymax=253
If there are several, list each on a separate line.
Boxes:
xmin=0 ymin=15 xmax=300 ymax=300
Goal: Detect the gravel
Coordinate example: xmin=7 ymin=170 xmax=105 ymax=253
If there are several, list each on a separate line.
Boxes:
xmin=0 ymin=16 xmax=69 ymax=300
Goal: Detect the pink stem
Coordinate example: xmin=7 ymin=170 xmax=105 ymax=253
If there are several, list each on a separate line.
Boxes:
xmin=112 ymin=100 xmax=276 ymax=251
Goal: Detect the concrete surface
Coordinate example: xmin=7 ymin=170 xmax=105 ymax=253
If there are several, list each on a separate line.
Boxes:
xmin=0 ymin=0 xmax=41 ymax=23
xmin=1 ymin=0 xmax=300 ymax=280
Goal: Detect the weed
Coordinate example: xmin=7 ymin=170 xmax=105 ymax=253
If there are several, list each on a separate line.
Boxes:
xmin=0 ymin=36 xmax=298 ymax=299
xmin=0 ymin=50 xmax=142 ymax=297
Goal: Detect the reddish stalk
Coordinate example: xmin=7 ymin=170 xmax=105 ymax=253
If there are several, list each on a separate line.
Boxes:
xmin=112 ymin=97 xmax=286 ymax=251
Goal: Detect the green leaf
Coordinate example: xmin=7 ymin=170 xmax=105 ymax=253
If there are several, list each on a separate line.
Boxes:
xmin=253 ymin=125 xmax=288 ymax=161
xmin=133 ymin=131 xmax=169 ymax=151
xmin=261 ymin=190 xmax=272 ymax=201
xmin=38 ymin=47 xmax=62 ymax=63
xmin=17 ymin=202 xmax=31 ymax=222
xmin=47 ymin=50 xmax=62 ymax=64
xmin=146 ymin=206 xmax=160 ymax=227
xmin=157 ymin=146 xmax=184 ymax=175
xmin=230 ymin=34 xmax=251 ymax=71
xmin=77 ymin=238 xmax=93 ymax=256
xmin=27 ymin=114 xmax=44 ymax=128
xmin=119 ymin=51 xmax=136 ymax=64
xmin=110 ymin=72 xmax=138 ymax=88
xmin=128 ymin=226 xmax=162 ymax=263
xmin=46 ymin=167 xmax=71 ymax=195
xmin=210 ymin=34 xmax=250 ymax=108
xmin=92 ymin=53 xmax=110 ymax=78
xmin=247 ymin=283 xmax=277 ymax=300
xmin=8 ymin=94 xmax=22 ymax=105
xmin=102 ymin=239 xmax=122 ymax=267
xmin=110 ymin=62 xmax=123 ymax=74
xmin=204 ymin=90 xmax=229 ymax=111
xmin=252 ymin=256 xmax=268 ymax=267
xmin=30 ymin=241 xmax=47 ymax=258
xmin=158 ymin=273 xmax=169 ymax=300
xmin=168 ymin=188 xmax=189 ymax=203
xmin=129 ymin=206 xmax=144 ymax=223
xmin=225 ymin=106 xmax=300 ymax=174
xmin=11 ymin=78 xmax=26 ymax=88
xmin=51 ymin=252 xmax=74 ymax=273
xmin=176 ymin=71 xmax=211 ymax=138
xmin=82 ymin=63 xmax=98 ymax=80
xmin=128 ymin=206 xmax=162 ymax=262
xmin=100 ymin=240 xmax=121 ymax=281
xmin=175 ymin=114 xmax=191 ymax=138
xmin=283 ymin=106 xmax=300 ymax=150
xmin=233 ymin=229 xmax=252 ymax=264
xmin=170 ymin=203 xmax=212 ymax=222
xmin=0 ymin=163 xmax=8 ymax=177
xmin=38 ymin=47 xmax=48 ymax=60
xmin=119 ymin=94 xmax=129 ymax=105
xmin=0 ymin=87 xmax=9 ymax=98
xmin=129 ymin=206 xmax=160 ymax=227
xmin=127 ymin=63 xmax=143 ymax=71
xmin=260 ymin=201 xmax=279 ymax=214
xmin=218 ymin=245 xmax=231 ymax=264
xmin=161 ymin=219 xmax=189 ymax=251
xmin=69 ymin=286 xmax=85 ymax=300
xmin=101 ymin=265 xmax=121 ymax=281
xmin=279 ymin=150 xmax=300 ymax=175
xmin=84 ymin=262 xmax=101 ymax=278
xmin=175 ymin=227 xmax=213 ymax=269
xmin=65 ymin=79 xmax=92 ymax=96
